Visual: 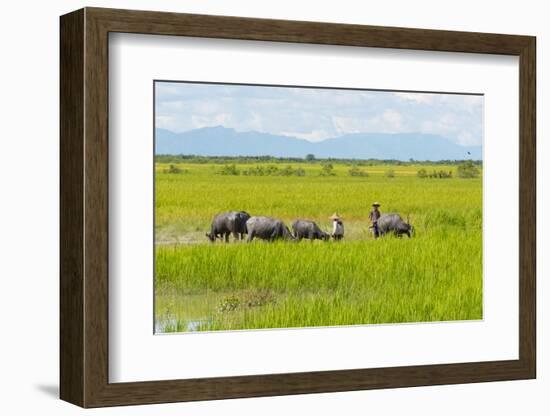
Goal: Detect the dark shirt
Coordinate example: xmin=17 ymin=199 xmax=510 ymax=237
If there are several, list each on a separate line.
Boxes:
xmin=369 ymin=209 xmax=381 ymax=223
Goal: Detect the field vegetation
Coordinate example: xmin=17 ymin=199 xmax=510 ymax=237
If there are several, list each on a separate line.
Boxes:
xmin=155 ymin=156 xmax=482 ymax=333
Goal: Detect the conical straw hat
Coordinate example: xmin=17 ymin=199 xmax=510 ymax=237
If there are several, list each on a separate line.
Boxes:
xmin=329 ymin=213 xmax=342 ymax=220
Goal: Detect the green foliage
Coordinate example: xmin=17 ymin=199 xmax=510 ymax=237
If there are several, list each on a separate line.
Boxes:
xmin=348 ymin=166 xmax=369 ymax=177
xmin=217 ymin=164 xmax=240 ymax=176
xmin=154 ymin=159 xmax=482 ymax=332
xmin=457 ymin=160 xmax=480 ymax=178
xmin=217 ymin=296 xmax=241 ymax=312
xmin=305 ymin=153 xmax=316 ymax=161
xmin=417 ymin=168 xmax=453 ymax=179
xmin=241 ymin=165 xmax=305 ymax=176
xmin=417 ymin=168 xmax=428 ymax=178
xmin=155 ymin=154 xmax=483 ymax=167
xmin=278 ymin=165 xmax=305 ymax=176
xmin=320 ymin=162 xmax=336 ymax=176
xmin=242 ymin=165 xmax=278 ymax=176
xmin=156 ymin=229 xmax=482 ymax=331
xmin=215 ymin=290 xmax=276 ymax=313
xmin=435 ymin=170 xmax=453 ymax=178
xmin=163 ymin=164 xmax=186 ymax=174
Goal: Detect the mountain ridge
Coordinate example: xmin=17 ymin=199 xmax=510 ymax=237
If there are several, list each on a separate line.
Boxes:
xmin=155 ymin=126 xmax=482 ymax=161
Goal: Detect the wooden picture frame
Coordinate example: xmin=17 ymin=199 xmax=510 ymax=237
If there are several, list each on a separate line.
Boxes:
xmin=60 ymin=7 xmax=536 ymax=408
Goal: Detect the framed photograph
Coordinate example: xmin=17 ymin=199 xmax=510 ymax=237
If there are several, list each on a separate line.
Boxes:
xmin=60 ymin=7 xmax=536 ymax=408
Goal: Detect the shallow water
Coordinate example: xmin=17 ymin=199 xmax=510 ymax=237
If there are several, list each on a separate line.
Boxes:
xmin=155 ymin=317 xmax=212 ymax=333
xmin=155 ymin=289 xmax=278 ymax=333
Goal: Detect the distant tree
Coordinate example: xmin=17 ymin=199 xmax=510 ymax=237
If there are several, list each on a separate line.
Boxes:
xmin=163 ymin=164 xmax=184 ymax=174
xmin=217 ymin=164 xmax=240 ymax=176
xmin=319 ymin=162 xmax=336 ymax=176
xmin=305 ymin=154 xmax=316 ymax=161
xmin=417 ymin=168 xmax=453 ymax=179
xmin=457 ymin=160 xmax=480 ymax=178
xmin=242 ymin=164 xmax=306 ymax=177
xmin=348 ymin=166 xmax=369 ymax=177
xmin=417 ymin=168 xmax=428 ymax=178
xmin=242 ymin=166 xmax=266 ymax=176
xmin=154 ymin=155 xmax=483 ymax=167
xmin=279 ymin=165 xmax=295 ymax=176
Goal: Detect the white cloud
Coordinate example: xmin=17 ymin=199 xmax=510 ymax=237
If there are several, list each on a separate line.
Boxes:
xmin=248 ymin=113 xmax=264 ymax=132
xmin=357 ymin=110 xmax=405 ymax=134
xmin=381 ymin=109 xmax=403 ymax=130
xmin=456 ymin=131 xmax=479 ymax=146
xmin=155 ymin=82 xmax=483 ymax=146
xmin=155 ymin=115 xmax=174 ymax=130
xmin=190 ymin=115 xmax=213 ymax=129
xmin=194 ymin=101 xmax=223 ymax=115
xmin=280 ymin=130 xmax=333 ymax=142
xmin=159 ymin=100 xmax=186 ymax=110
xmin=331 ymin=116 xmax=361 ymax=135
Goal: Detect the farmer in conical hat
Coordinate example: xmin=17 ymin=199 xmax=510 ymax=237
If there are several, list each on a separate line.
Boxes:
xmin=369 ymin=202 xmax=381 ymax=238
xmin=329 ymin=213 xmax=344 ymax=241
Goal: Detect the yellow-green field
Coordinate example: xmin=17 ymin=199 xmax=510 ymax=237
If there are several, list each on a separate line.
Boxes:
xmin=155 ymin=160 xmax=482 ymax=332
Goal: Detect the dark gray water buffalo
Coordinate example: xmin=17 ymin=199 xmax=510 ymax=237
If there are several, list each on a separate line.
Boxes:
xmin=377 ymin=213 xmax=412 ymax=237
xmin=291 ymin=220 xmax=330 ymax=241
xmin=246 ymin=216 xmax=295 ymax=242
xmin=206 ymin=211 xmax=251 ymax=242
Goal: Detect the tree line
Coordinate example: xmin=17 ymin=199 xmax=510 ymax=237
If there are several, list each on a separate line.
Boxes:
xmin=155 ymin=154 xmax=483 ymax=167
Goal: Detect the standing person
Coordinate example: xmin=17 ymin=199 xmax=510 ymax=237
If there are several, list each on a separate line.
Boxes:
xmin=329 ymin=213 xmax=344 ymax=241
xmin=369 ymin=202 xmax=381 ymax=238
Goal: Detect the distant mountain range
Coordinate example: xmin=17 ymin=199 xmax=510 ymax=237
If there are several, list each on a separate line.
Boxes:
xmin=155 ymin=126 xmax=482 ymax=161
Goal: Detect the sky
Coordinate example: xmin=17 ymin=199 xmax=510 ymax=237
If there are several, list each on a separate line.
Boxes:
xmin=155 ymin=82 xmax=484 ymax=146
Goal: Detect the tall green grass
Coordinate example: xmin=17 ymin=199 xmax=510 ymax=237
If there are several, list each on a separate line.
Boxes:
xmin=156 ymin=230 xmax=482 ymax=331
xmin=154 ymin=161 xmax=482 ymax=332
xmin=155 ymin=163 xmax=481 ymax=241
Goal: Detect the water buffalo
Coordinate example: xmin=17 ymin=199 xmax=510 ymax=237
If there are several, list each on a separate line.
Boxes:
xmin=246 ymin=216 xmax=295 ymax=242
xmin=377 ymin=213 xmax=412 ymax=238
xmin=206 ymin=211 xmax=251 ymax=242
xmin=292 ymin=220 xmax=330 ymax=241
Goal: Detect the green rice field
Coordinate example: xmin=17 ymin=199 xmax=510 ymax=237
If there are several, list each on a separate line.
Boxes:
xmin=154 ymin=159 xmax=482 ymax=332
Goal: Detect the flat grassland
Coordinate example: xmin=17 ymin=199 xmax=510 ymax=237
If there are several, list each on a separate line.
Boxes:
xmin=155 ymin=160 xmax=482 ymax=332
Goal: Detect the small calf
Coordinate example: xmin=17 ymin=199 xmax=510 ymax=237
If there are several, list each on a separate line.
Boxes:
xmin=292 ymin=220 xmax=330 ymax=241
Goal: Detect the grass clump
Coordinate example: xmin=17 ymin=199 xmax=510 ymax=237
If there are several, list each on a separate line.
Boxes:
xmin=348 ymin=166 xmax=369 ymax=177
